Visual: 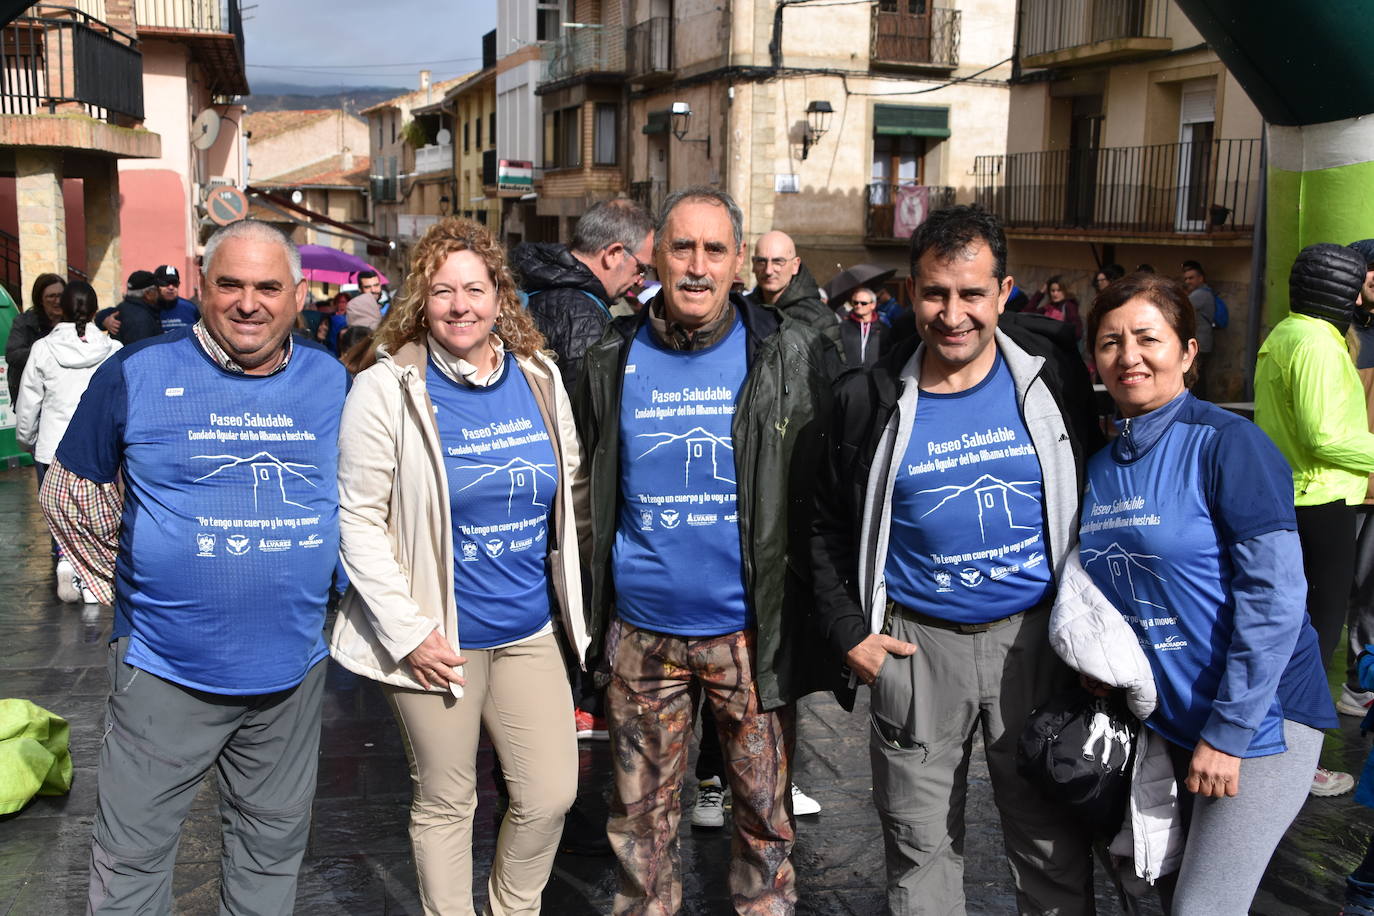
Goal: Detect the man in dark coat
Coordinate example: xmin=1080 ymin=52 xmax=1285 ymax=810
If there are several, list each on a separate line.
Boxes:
xmin=512 ymin=199 xmax=654 ymax=391
xmin=114 ymin=270 xmax=164 ymax=345
xmin=744 ymin=229 xmax=834 ymax=330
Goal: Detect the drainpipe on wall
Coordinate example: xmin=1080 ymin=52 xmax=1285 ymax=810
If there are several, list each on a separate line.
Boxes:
xmin=1243 ymin=131 xmax=1267 ymax=400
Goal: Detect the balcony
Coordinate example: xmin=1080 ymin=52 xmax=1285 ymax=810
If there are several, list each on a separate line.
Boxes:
xmin=972 ymin=139 xmax=1261 ymax=241
xmin=627 ymin=18 xmax=672 ymax=84
xmin=370 ymin=175 xmax=398 ymax=203
xmin=866 ymin=184 xmax=955 ymax=241
xmin=871 ymin=5 xmax=960 ymax=71
xmin=134 ymin=0 xmax=247 ymax=95
xmin=413 ymin=143 xmax=452 ymax=175
xmin=540 ymin=24 xmax=625 ymax=88
xmin=1 ymin=6 xmax=143 ymax=120
xmin=1019 ymin=0 xmax=1169 ymax=69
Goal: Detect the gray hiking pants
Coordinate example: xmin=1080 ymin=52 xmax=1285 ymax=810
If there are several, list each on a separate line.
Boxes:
xmin=869 ymin=605 xmax=1095 ymax=915
xmin=88 ymin=637 xmax=325 ymax=915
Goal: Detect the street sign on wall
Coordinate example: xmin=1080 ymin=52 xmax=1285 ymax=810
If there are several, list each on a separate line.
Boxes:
xmin=497 ymin=160 xmax=533 ymax=195
xmin=206 ymin=186 xmax=249 ymax=226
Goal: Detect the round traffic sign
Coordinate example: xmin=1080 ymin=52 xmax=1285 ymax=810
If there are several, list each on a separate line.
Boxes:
xmin=206 ymin=186 xmax=248 ymax=226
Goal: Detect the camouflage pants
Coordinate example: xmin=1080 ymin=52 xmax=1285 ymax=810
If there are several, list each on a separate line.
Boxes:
xmin=606 ymin=622 xmax=797 ymax=916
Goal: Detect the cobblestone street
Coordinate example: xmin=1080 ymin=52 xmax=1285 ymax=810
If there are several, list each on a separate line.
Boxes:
xmin=1 ymin=465 xmax=1370 ymax=914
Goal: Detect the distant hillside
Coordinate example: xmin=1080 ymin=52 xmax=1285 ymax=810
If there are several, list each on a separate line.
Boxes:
xmin=246 ymin=82 xmax=408 ymax=114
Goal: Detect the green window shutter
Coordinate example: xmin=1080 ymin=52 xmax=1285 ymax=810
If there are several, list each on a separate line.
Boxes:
xmin=874 ymin=104 xmax=950 ymax=138
xmin=642 ymin=109 xmax=671 ymax=135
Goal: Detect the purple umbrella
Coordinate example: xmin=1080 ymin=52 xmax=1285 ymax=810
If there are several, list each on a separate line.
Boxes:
xmin=297 ymin=245 xmax=389 ymax=286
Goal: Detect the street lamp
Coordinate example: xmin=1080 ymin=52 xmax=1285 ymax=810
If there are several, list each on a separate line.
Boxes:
xmin=670 ymin=101 xmax=711 ymax=158
xmin=801 ymin=100 xmax=834 ymax=160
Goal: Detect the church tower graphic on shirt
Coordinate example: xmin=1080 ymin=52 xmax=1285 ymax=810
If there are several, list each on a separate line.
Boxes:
xmin=1080 ymin=543 xmax=1168 ymax=609
xmin=634 ymin=427 xmax=736 ymax=487
xmin=191 ymin=451 xmax=317 ymax=511
xmin=916 ymin=474 xmax=1039 ymax=542
xmin=454 ymin=457 xmax=557 ymax=515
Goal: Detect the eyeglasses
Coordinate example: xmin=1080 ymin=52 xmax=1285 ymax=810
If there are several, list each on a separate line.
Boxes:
xmin=629 ymin=253 xmax=653 ymax=278
xmin=751 ymin=256 xmax=796 ymax=270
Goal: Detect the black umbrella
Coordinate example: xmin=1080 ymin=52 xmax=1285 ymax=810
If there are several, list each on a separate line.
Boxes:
xmin=823 ymin=263 xmax=897 ymax=305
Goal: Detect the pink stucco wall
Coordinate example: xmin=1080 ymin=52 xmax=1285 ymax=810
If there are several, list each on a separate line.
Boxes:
xmin=118 ymin=169 xmax=190 ymax=288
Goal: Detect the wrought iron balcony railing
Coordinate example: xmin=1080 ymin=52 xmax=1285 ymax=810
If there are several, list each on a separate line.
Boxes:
xmin=872 ymin=6 xmax=960 ymax=70
xmin=627 ymin=17 xmax=672 ymax=80
xmin=972 ymin=139 xmax=1262 ymax=234
xmin=866 ymin=183 xmax=956 ymax=240
xmin=0 ymin=6 xmax=143 ymax=120
xmin=1018 ymin=0 xmax=1168 ymax=60
xmin=541 ymin=24 xmax=625 ymax=85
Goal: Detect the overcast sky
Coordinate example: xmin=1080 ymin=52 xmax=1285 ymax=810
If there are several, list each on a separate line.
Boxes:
xmin=242 ymin=0 xmax=496 ymax=91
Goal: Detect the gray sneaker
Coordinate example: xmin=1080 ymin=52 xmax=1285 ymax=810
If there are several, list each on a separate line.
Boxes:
xmin=1338 ymin=683 xmax=1374 ymax=717
xmin=691 ymin=777 xmax=726 ymax=829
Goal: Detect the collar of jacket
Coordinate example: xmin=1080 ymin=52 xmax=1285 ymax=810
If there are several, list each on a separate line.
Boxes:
xmin=647 ymin=297 xmax=737 ymax=350
xmin=1111 ymin=389 xmax=1190 ymax=463
xmin=608 ymin=291 xmax=780 ymax=362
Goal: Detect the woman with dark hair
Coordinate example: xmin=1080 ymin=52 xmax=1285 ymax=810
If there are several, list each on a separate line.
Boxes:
xmin=1060 ymin=273 xmax=1336 ymax=912
xmin=1028 ymin=274 xmax=1084 ymax=340
xmin=15 ymin=280 xmax=120 ymax=602
xmin=1093 ymin=263 xmax=1126 ymax=293
xmin=6 ymin=272 xmax=65 ymax=404
xmin=329 ymin=217 xmax=588 ymax=914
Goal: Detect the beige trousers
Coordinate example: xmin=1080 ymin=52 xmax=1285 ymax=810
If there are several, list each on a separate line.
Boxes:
xmin=385 ymin=633 xmax=578 ymax=916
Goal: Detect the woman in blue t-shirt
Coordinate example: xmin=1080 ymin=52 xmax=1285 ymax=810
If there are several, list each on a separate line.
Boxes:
xmin=1076 ymin=273 xmax=1336 ymax=914
xmin=329 ymin=218 xmax=590 ymax=914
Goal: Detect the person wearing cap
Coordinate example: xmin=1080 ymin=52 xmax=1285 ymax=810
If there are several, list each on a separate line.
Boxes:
xmin=152 ymin=265 xmax=200 ymax=333
xmin=1255 ymin=241 xmax=1374 ymax=797
xmin=113 ymin=270 xmax=164 ymax=345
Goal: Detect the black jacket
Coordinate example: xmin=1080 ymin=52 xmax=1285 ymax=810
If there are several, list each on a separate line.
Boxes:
xmin=810 ymin=314 xmax=1104 ymax=709
xmin=825 ymin=315 xmax=886 ymax=373
xmin=115 ymin=294 xmax=163 ymax=346
xmin=4 ymin=309 xmax=53 ymax=402
xmin=512 ymin=242 xmax=613 ymax=392
xmin=573 ymin=295 xmax=837 ymax=709
xmin=744 ymin=262 xmax=835 ymax=331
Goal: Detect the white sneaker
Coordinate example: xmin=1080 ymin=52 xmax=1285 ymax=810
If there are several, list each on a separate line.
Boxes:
xmin=1311 ymin=766 xmax=1356 ymax=797
xmin=791 ymin=783 xmax=821 ymax=816
xmin=80 ymin=583 xmax=99 ymax=605
xmin=691 ymin=777 xmax=726 ymax=829
xmin=55 ymin=559 xmax=79 ymax=603
xmin=1339 ymin=683 xmax=1374 ymax=717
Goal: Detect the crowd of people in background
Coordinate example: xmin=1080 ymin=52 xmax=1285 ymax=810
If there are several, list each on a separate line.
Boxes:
xmin=10 ymin=190 xmax=1374 ymax=916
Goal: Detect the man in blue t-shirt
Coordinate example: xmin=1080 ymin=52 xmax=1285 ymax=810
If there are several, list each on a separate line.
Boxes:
xmin=812 ymin=206 xmax=1103 ymax=913
xmin=41 ymin=220 xmax=347 ymax=914
xmin=576 ymin=187 xmax=831 ymax=913
xmin=152 ymin=264 xmax=201 ymax=333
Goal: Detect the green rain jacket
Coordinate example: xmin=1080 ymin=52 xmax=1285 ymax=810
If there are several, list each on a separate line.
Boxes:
xmin=573 ymin=294 xmax=837 ymax=710
xmin=1255 ymin=311 xmax=1374 ymax=506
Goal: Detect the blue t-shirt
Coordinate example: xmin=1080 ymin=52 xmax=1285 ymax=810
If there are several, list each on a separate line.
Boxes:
xmin=613 ymin=317 xmax=750 ymax=636
xmin=1079 ymin=394 xmax=1332 ymax=755
xmin=428 ymin=355 xmax=557 ymax=649
xmin=55 ymin=330 xmax=347 ymax=694
xmin=159 ymin=298 xmax=200 ymax=334
xmin=884 ymin=353 xmax=1051 ymax=623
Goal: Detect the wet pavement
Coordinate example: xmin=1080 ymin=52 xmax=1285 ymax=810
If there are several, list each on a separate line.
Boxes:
xmin=1 ymin=462 xmax=1371 ymax=914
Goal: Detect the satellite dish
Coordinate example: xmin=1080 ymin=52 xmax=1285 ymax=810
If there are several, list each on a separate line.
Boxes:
xmin=436 ymin=128 xmax=452 ymax=146
xmin=191 ymin=108 xmax=221 ymax=150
